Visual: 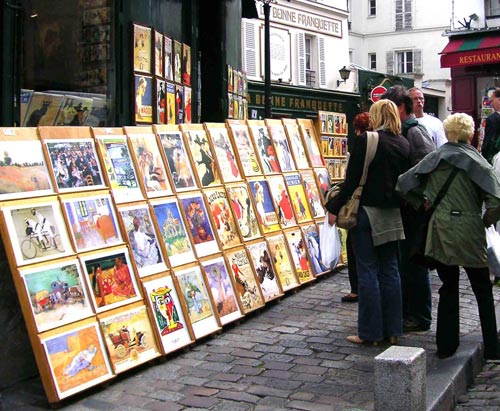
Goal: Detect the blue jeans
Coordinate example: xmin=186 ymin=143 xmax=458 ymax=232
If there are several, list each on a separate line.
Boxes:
xmin=350 ymin=207 xmax=403 ymax=341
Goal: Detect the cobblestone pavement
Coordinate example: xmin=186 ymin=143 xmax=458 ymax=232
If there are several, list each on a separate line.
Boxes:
xmin=0 ymin=268 xmax=494 ymax=411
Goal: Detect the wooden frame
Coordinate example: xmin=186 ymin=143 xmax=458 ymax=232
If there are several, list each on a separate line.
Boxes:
xmin=134 ymin=73 xmax=154 ymax=124
xmin=225 ymin=120 xmax=262 ymax=177
xmin=296 ymin=119 xmax=324 ymax=168
xmin=284 ymin=173 xmax=313 ymax=224
xmin=173 ymin=40 xmax=182 ymax=84
xmin=265 ymin=119 xmax=296 ymax=173
xmin=301 ymin=223 xmax=330 ymax=276
xmin=247 ymin=177 xmax=281 ymax=234
xmin=247 ymin=120 xmax=281 ymax=175
xmin=300 ymin=170 xmax=326 ymax=220
xmin=266 ymin=174 xmax=297 ymax=229
xmin=265 ymin=233 xmax=300 ymax=292
xmin=282 ymin=119 xmax=311 ymax=170
xmin=156 ymin=78 xmax=167 ymax=124
xmin=313 ymin=167 xmax=332 ymax=204
xmin=133 ymin=23 xmax=152 ymax=74
xmin=283 ymin=228 xmax=315 ymax=284
xmin=225 ymin=182 xmax=262 ymax=242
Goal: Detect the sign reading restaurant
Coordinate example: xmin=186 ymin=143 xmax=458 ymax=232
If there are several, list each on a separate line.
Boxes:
xmin=257 ymin=3 xmax=342 ymax=38
xmin=441 ymin=49 xmax=500 ymax=68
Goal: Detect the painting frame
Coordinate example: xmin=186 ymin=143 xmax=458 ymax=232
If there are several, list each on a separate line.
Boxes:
xmin=247 ymin=120 xmax=281 ymax=175
xmin=266 ymin=120 xmax=296 ymax=173
xmin=247 ymin=177 xmax=281 ymax=234
xmin=225 ymin=121 xmax=262 ymax=177
xmin=284 ymin=173 xmax=313 ymax=224
xmin=301 ymin=223 xmax=330 ymax=276
xmin=225 ymin=182 xmax=262 ymax=242
xmin=283 ymin=228 xmax=315 ymax=284
xmin=265 ymin=233 xmax=300 ymax=292
xmin=282 ymin=119 xmax=311 ymax=170
xmin=266 ymin=174 xmax=297 ymax=229
xmin=132 ymin=22 xmax=152 ymax=74
xmin=297 ymin=119 xmax=324 ymax=168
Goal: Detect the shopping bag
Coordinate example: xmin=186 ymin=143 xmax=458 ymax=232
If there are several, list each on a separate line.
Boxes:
xmin=336 ymin=186 xmax=363 ymax=230
xmin=320 ymin=213 xmax=341 ymax=269
xmin=486 ymin=225 xmax=500 ymax=278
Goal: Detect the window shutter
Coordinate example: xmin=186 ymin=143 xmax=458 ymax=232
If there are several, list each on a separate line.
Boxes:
xmin=386 ymin=51 xmax=394 ymax=75
xmin=413 ymin=48 xmax=422 ymax=74
xmin=297 ymin=33 xmax=306 ymax=86
xmin=395 ymin=0 xmax=403 ymax=30
xmin=242 ymin=20 xmax=258 ymax=78
xmin=317 ymin=36 xmax=327 ymax=88
xmin=404 ymin=0 xmax=412 ymax=29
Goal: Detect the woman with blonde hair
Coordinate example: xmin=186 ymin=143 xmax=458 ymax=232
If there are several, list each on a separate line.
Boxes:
xmin=326 ymin=99 xmax=410 ymax=345
xmin=397 ymin=112 xmax=500 ymax=359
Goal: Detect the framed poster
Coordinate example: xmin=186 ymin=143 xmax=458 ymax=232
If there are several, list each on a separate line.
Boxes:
xmin=204 ymin=123 xmax=242 ymax=183
xmin=40 ymin=320 xmax=113 ymax=400
xmin=246 ymin=240 xmax=283 ymax=303
xmin=23 ymin=92 xmax=64 ymax=127
xmin=154 ymin=125 xmax=197 ymax=192
xmin=0 ymin=127 xmax=53 ymax=201
xmin=247 ymin=177 xmax=280 ymax=234
xmin=1 ymin=197 xmax=73 ymax=266
xmin=19 ymin=259 xmax=94 ymax=333
xmin=174 ymin=265 xmax=221 ymax=339
xmin=301 ymin=223 xmax=329 ymax=276
xmin=284 ymin=228 xmax=314 ymax=284
xmin=165 ymin=82 xmax=176 ymax=124
xmin=313 ymin=167 xmax=332 ymax=203
xmin=282 ymin=119 xmax=310 ymax=170
xmin=142 ymin=273 xmax=194 ymax=354
xmin=284 ymin=173 xmax=313 ymax=224
xmin=134 ymin=74 xmax=154 ymax=124
xmin=225 ymin=121 xmax=261 ymax=177
xmin=117 ymin=202 xmax=166 ymax=277
xmin=266 ymin=121 xmax=296 ymax=173
xmin=133 ymin=23 xmax=152 ymax=74
xmin=177 ymin=192 xmax=219 ymax=258
xmin=80 ymin=247 xmax=142 ymax=313
xmin=175 ymin=85 xmax=184 ymax=124
xmin=184 ymin=86 xmax=192 ymax=124
xmin=225 ymin=183 xmax=261 ymax=242
xmin=301 ymin=170 xmax=326 ymax=219
xmin=54 ymin=96 xmax=93 ymax=126
xmin=150 ymin=197 xmax=195 ymax=267
xmin=61 ymin=192 xmax=122 ymax=253
xmin=297 ymin=120 xmax=324 ymax=168
xmin=154 ymin=30 xmax=164 ymax=77
xmin=156 ymin=78 xmax=167 ymax=124
xmin=173 ymin=40 xmax=182 ymax=84
xmin=182 ymin=43 xmax=191 ymax=86
xmin=266 ymin=233 xmax=300 ymax=292
xmin=92 ymin=129 xmax=143 ymax=204
xmin=99 ymin=303 xmax=161 ymax=374
xmin=201 ymin=255 xmax=243 ymax=326
xmin=266 ymin=175 xmax=297 ymax=229
xmin=164 ymin=36 xmax=174 ymax=82
xmin=225 ymin=247 xmax=265 ymax=314
xmin=125 ymin=127 xmax=173 ymax=197
xmin=247 ymin=121 xmax=281 ymax=174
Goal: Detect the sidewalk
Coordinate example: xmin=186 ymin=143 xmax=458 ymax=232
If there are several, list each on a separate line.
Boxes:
xmin=0 ymin=268 xmax=494 ymax=411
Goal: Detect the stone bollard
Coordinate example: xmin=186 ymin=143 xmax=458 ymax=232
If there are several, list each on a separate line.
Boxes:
xmin=374 ymin=346 xmax=426 ymax=411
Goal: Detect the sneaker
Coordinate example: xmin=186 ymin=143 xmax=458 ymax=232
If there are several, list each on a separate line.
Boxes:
xmin=403 ymin=319 xmax=430 ymax=332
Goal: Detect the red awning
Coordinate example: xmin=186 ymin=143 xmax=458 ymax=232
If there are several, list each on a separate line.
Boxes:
xmin=440 ymin=34 xmax=500 ymax=68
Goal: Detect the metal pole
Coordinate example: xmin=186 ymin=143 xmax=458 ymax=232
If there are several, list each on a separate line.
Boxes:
xmin=264 ymin=1 xmax=272 ymax=119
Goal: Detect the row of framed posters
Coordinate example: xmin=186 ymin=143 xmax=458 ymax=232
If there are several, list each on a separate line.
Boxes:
xmin=0 ymin=117 xmax=336 ymax=404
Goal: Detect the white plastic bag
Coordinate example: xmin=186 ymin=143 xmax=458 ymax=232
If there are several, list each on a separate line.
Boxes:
xmin=485 ymin=225 xmax=500 ymax=278
xmin=319 ymin=213 xmax=341 ymax=269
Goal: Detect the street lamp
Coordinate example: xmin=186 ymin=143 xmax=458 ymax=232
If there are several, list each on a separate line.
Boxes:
xmin=337 ymin=66 xmax=351 ymax=87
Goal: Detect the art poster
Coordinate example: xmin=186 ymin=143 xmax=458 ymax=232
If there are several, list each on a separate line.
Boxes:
xmin=204 ymin=187 xmax=241 ymax=250
xmin=150 ymin=197 xmax=195 ymax=267
xmin=268 ymin=124 xmax=296 ymax=172
xmin=128 ymin=132 xmax=172 ymax=197
xmin=156 ymin=130 xmax=197 ymax=192
xmin=184 ymin=86 xmax=192 ymax=124
xmin=184 ymin=129 xmax=220 ymax=187
xmin=133 ymin=23 xmax=152 ymax=74
xmin=284 ymin=122 xmax=310 ymax=169
xmin=0 ymin=134 xmax=53 ymax=200
xmin=62 ymin=194 xmax=121 ymax=253
xmin=266 ymin=175 xmax=297 ymax=228
xmin=301 ymin=170 xmax=326 ymax=219
xmin=164 ymin=36 xmax=174 ymax=82
xmin=142 ymin=274 xmax=193 ymax=354
xmin=248 ymin=178 xmax=280 ymax=234
xmin=54 ymin=96 xmax=93 ymax=126
xmin=166 ymin=82 xmax=176 ymax=124
xmin=134 ymin=74 xmax=153 ymax=123
xmin=284 ymin=229 xmax=314 ymax=284
xmin=45 ymin=139 xmax=105 ymax=192
xmin=154 ymin=30 xmax=164 ymax=77
xmin=175 ymin=265 xmax=220 ymax=339
xmin=80 ymin=248 xmax=141 ymax=313
xmin=173 ymin=40 xmax=182 ymax=84
xmin=246 ymin=241 xmax=283 ymax=302
xmin=227 ymin=123 xmax=261 ymax=176
xmin=40 ymin=322 xmax=113 ymax=399
xmin=95 ymin=135 xmax=142 ymax=204
xmin=314 ymin=167 xmax=332 ymax=203
xmin=117 ymin=203 xmax=166 ymax=277
xmin=225 ymin=183 xmax=261 ymax=242
xmin=301 ymin=224 xmax=329 ymax=276
xmin=178 ymin=192 xmax=219 ymax=258
xmin=182 ymin=43 xmax=191 ymax=86
xmin=205 ymin=126 xmax=241 ymax=183
xmin=23 ymin=92 xmax=65 ymax=127
xmin=201 ymin=256 xmax=243 ymax=326
xmin=248 ymin=125 xmax=281 ymax=174
xmin=225 ymin=247 xmax=264 ymax=314
xmin=284 ymin=173 xmax=313 ymax=223
xmin=156 ymin=79 xmax=166 ymax=124
xmin=175 ymin=84 xmax=184 ymax=124
xmin=300 ymin=124 xmax=324 ymax=167
xmin=266 ymin=234 xmax=300 ymax=292
xmin=100 ymin=305 xmax=160 ymax=374
xmin=20 ymin=260 xmax=93 ymax=333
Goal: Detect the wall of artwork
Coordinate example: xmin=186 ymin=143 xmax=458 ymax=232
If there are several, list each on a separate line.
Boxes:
xmin=0 ymin=116 xmax=345 ymax=404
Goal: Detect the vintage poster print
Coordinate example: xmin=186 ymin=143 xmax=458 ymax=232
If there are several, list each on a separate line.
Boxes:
xmin=284 ymin=229 xmax=314 ymax=284
xmin=23 ymin=92 xmax=64 ymax=127
xmin=166 ymin=82 xmax=176 ymax=124
xmin=80 ymin=248 xmax=141 ymax=313
xmin=248 ymin=178 xmax=280 ymax=234
xmin=300 ymin=124 xmax=324 ymax=167
xmin=184 ymin=129 xmax=220 ymax=187
xmin=40 ymin=322 xmax=113 ymax=399
xmin=266 ymin=234 xmax=300 ymax=292
xmin=164 ymin=36 xmax=173 ymax=81
xmin=226 ymin=123 xmax=261 ymax=176
xmin=314 ymin=167 xmax=332 ymax=203
xmin=95 ymin=135 xmax=142 ymax=204
xmin=156 ymin=130 xmax=197 ymax=192
xmin=173 ymin=40 xmax=182 ymax=84
xmin=175 ymin=265 xmax=220 ymax=339
xmin=54 ymin=96 xmax=93 ymax=126
xmin=284 ymin=173 xmax=313 ymax=223
xmin=3 ymin=199 xmax=73 ymax=266
xmin=226 ymin=183 xmax=261 ymax=242
xmin=204 ymin=188 xmax=240 ymax=250
xmin=301 ymin=170 xmax=326 ymax=219
xmin=150 ymin=197 xmax=195 ymax=267
xmin=175 ymin=85 xmax=184 ymax=124
xmin=154 ymin=30 xmax=164 ymax=77
xmin=248 ymin=124 xmax=281 ymax=174
xmin=284 ymin=122 xmax=310 ymax=169
xmin=225 ymin=248 xmax=264 ymax=314
xmin=117 ymin=203 xmax=166 ymax=277
xmin=134 ymin=74 xmax=153 ymax=123
xmin=133 ymin=23 xmax=152 ymax=74
xmin=201 ymin=256 xmax=243 ymax=326
xmin=268 ymin=124 xmax=296 ymax=172
xmin=128 ymin=132 xmax=172 ymax=197
xmin=182 ymin=43 xmax=191 ymax=86
xmin=100 ymin=305 xmax=160 ymax=374
xmin=45 ymin=139 xmax=104 ymax=192
xmin=246 ymin=241 xmax=283 ymax=302
xmin=156 ymin=79 xmax=167 ymax=124
xmin=267 ymin=175 xmax=297 ymax=229
xmin=301 ymin=224 xmax=329 ymax=276
xmin=20 ymin=260 xmax=93 ymax=333
xmin=178 ymin=193 xmax=219 ymax=258
xmin=205 ymin=126 xmax=241 ymax=183
xmin=142 ymin=274 xmax=193 ymax=354
xmin=184 ymin=86 xmax=192 ymax=124
xmin=62 ymin=194 xmax=121 ymax=253
xmin=0 ymin=135 xmax=53 ymax=200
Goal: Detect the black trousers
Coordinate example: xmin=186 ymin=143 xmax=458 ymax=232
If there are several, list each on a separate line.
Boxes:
xmin=346 ymin=230 xmax=358 ymax=294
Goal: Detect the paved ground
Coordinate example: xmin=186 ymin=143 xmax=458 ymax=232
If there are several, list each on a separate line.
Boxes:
xmin=0 ymin=268 xmax=497 ymax=411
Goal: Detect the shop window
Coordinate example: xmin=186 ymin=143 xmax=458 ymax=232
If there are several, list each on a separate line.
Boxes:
xmin=368 ymin=0 xmax=376 ymax=16
xmin=368 ymin=53 xmax=377 ymax=70
xmin=395 ymin=0 xmax=412 ymax=30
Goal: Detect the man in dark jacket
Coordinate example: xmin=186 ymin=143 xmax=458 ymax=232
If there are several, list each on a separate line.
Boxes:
xmin=381 ymin=85 xmax=436 ymax=333
xmin=481 ymin=88 xmax=500 ymax=164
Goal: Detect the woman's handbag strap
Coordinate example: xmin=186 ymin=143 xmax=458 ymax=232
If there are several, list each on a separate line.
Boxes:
xmin=359 ymin=131 xmax=379 ymax=186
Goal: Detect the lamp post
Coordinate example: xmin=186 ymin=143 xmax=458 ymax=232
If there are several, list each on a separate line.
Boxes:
xmin=255 ymin=0 xmax=274 ymax=119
